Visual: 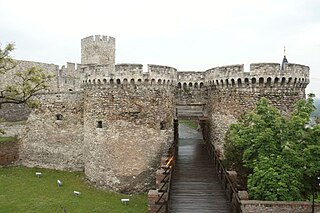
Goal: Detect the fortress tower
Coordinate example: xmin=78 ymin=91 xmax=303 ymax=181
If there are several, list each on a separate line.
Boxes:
xmin=81 ymin=35 xmax=115 ymax=65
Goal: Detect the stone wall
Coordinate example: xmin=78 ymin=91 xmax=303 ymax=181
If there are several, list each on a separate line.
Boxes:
xmin=175 ymin=87 xmax=207 ymax=106
xmin=207 ymin=87 xmax=306 ymax=153
xmin=0 ymin=60 xmax=60 ymax=121
xmin=0 ymin=103 xmax=30 ymax=122
xmin=0 ymin=140 xmax=19 ymax=166
xmin=19 ymin=92 xmax=84 ymax=171
xmin=0 ymin=121 xmax=26 ymax=137
xmin=0 ymin=60 xmax=59 ymax=92
xmin=83 ymin=84 xmax=175 ymax=193
xmin=241 ymin=200 xmax=320 ymax=213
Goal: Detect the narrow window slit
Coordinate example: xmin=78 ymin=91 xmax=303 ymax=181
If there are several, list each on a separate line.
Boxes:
xmin=56 ymin=114 xmax=63 ymax=120
xmin=97 ymin=121 xmax=103 ymax=128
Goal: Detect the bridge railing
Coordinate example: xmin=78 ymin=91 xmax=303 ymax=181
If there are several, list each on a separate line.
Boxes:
xmin=148 ymin=120 xmax=178 ymax=213
xmin=206 ymin=142 xmax=242 ymax=213
xmin=155 ymin=157 xmax=174 ymax=213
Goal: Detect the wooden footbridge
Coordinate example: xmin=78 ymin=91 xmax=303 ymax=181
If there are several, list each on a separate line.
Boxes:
xmin=168 ymin=135 xmax=230 ymax=212
xmin=149 ymin=120 xmax=241 ymax=213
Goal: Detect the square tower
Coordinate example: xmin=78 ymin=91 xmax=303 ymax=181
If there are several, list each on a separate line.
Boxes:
xmin=81 ymin=35 xmax=115 ymax=65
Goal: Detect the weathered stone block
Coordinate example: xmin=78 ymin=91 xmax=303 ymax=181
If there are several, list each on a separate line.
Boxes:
xmin=238 ymin=190 xmax=249 ymax=200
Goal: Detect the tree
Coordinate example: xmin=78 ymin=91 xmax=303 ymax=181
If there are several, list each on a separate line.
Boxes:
xmin=0 ymin=42 xmax=53 ymax=108
xmin=224 ymin=95 xmax=320 ymax=201
xmin=0 ymin=43 xmax=15 ymax=73
xmin=0 ymin=42 xmax=54 ymax=136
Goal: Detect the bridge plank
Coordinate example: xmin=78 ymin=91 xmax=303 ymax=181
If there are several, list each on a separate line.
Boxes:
xmin=169 ymin=136 xmax=230 ymax=213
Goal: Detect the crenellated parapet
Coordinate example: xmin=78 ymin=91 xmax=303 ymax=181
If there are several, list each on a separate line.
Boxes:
xmin=80 ymin=64 xmax=115 ymax=83
xmin=59 ymin=62 xmax=81 ymax=92
xmin=148 ymin=64 xmax=177 ymax=79
xmin=80 ymin=64 xmax=177 ymax=89
xmin=81 ymin=35 xmax=115 ymax=65
xmin=115 ymin=63 xmax=143 ymax=73
xmin=177 ymin=71 xmax=206 ymax=90
xmin=205 ymin=63 xmax=309 ymax=91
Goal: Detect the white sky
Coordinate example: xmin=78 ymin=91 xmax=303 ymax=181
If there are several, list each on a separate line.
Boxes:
xmin=1 ymin=0 xmax=319 ymax=96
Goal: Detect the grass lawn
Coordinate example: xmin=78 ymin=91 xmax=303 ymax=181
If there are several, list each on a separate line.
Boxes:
xmin=0 ymin=137 xmax=17 ymax=143
xmin=0 ymin=166 xmax=147 ymax=213
xmin=178 ymin=120 xmax=198 ymax=130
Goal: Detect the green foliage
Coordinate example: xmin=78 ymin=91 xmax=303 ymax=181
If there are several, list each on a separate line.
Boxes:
xmin=224 ymin=95 xmax=320 ymax=201
xmin=0 ymin=42 xmax=15 ymax=74
xmin=0 ymin=166 xmax=147 ymax=212
xmin=248 ymin=155 xmax=302 ymax=201
xmin=0 ymin=136 xmax=16 ymax=143
xmin=0 ymin=42 xmax=53 ymax=108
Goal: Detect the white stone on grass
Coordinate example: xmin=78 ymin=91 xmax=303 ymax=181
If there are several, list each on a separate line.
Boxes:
xmin=73 ymin=191 xmax=81 ymax=196
xmin=35 ymin=172 xmax=42 ymax=178
xmin=121 ymin=198 xmax=129 ymax=204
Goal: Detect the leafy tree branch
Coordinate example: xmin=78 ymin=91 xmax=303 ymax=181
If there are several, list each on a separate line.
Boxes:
xmin=0 ymin=42 xmax=15 ymax=74
xmin=0 ymin=42 xmax=54 ymax=108
xmin=224 ymin=95 xmax=320 ymax=201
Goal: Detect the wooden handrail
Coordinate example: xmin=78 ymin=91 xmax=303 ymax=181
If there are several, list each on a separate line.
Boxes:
xmin=155 ymin=155 xmax=175 ymax=213
xmin=206 ymin=142 xmax=242 ymax=213
xmin=155 ymin=120 xmax=179 ymax=213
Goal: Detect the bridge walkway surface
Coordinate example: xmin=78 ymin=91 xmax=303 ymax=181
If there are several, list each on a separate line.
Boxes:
xmin=168 ymin=123 xmax=230 ymax=213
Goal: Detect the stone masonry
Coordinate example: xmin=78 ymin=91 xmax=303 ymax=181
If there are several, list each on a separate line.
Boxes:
xmin=0 ymin=35 xmax=309 ymax=193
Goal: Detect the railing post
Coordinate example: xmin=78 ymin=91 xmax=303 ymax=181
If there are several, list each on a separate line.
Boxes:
xmin=148 ymin=190 xmax=166 ymax=213
xmin=207 ymin=141 xmax=243 ymax=213
xmin=148 ymin=120 xmax=178 ymax=213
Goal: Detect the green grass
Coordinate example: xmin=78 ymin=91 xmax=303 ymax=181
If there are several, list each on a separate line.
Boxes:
xmin=0 ymin=136 xmax=17 ymax=143
xmin=179 ymin=120 xmax=198 ymax=130
xmin=0 ymin=120 xmax=27 ymax=125
xmin=0 ymin=166 xmax=147 ymax=213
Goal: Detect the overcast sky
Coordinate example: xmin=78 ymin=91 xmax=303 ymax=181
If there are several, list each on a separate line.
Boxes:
xmin=1 ymin=0 xmax=319 ymax=96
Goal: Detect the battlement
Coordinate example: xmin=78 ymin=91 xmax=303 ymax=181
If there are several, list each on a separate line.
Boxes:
xmin=60 ymin=62 xmax=82 ymax=73
xmin=148 ymin=64 xmax=177 ymax=73
xmin=81 ymin=35 xmax=115 ymax=65
xmin=81 ymin=64 xmax=177 ymax=88
xmin=206 ymin=64 xmax=244 ymax=76
xmin=204 ymin=64 xmax=308 ymax=90
xmin=58 ymin=62 xmax=81 ymax=92
xmin=116 ymin=64 xmax=144 ymax=73
xmin=79 ymin=60 xmax=309 ymax=92
xmin=81 ymin=35 xmax=115 ymax=44
xmin=176 ymin=71 xmax=206 ymax=90
xmin=177 ymin=71 xmax=205 ymax=81
xmin=148 ymin=64 xmax=177 ymax=81
xmin=250 ymin=63 xmax=280 ymax=73
xmin=250 ymin=62 xmax=309 ymax=76
xmin=82 ymin=77 xmax=175 ymax=90
xmin=80 ymin=64 xmax=178 ymax=90
xmin=283 ymin=63 xmax=310 ymax=75
xmin=204 ymin=62 xmax=308 ymax=85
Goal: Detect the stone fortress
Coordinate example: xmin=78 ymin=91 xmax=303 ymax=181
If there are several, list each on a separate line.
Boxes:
xmin=0 ymin=35 xmax=309 ymax=193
